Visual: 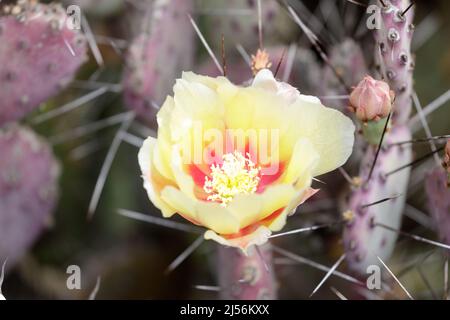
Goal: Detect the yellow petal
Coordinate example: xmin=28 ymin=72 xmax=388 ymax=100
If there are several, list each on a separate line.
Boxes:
xmin=204 ymin=226 xmax=272 ymax=254
xmin=195 ymin=201 xmax=240 ymax=234
xmin=173 ymin=78 xmax=225 ymax=121
xmin=221 ymin=184 xmax=298 ymax=229
xmin=161 ymin=184 xmax=241 ymax=234
xmin=259 ymin=184 xmax=297 ymax=216
xmin=226 ymin=193 xmax=263 ymax=228
xmin=285 ymin=99 xmax=355 ymax=176
xmin=281 ymin=138 xmax=319 ymax=185
xmin=154 ymin=96 xmax=176 ymax=181
xmin=182 ymin=71 xmax=232 ymax=90
xmin=267 ymin=184 xmax=318 ymax=231
xmin=138 ymin=137 xmax=176 ymax=217
xmin=169 ymin=144 xmax=197 ymax=199
xmin=160 ymin=186 xmax=198 ymax=222
xmin=225 ymin=87 xmax=288 ymax=133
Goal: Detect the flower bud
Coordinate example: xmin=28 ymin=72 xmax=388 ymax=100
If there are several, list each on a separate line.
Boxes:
xmin=349 ymin=76 xmax=394 ymax=122
xmin=251 ymin=49 xmax=272 ymax=75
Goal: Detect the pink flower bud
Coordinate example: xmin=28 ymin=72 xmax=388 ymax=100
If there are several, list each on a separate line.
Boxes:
xmin=349 ymin=76 xmax=394 ymax=122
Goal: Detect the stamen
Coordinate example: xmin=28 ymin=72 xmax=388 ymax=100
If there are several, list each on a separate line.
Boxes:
xmin=204 ymin=151 xmax=260 ymax=206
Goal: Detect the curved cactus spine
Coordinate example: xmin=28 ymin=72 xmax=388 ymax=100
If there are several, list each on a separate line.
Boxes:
xmin=0 ymin=124 xmax=60 ymax=266
xmin=217 ymin=244 xmax=276 ymax=300
xmin=0 ymin=0 xmax=88 ymax=125
xmin=122 ymin=0 xmax=194 ymax=124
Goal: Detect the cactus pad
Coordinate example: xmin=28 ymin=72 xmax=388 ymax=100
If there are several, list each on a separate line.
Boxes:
xmin=343 ymin=125 xmax=412 ymax=274
xmin=0 ymin=124 xmax=60 ymax=266
xmin=122 ymin=0 xmax=194 ymax=124
xmin=0 ymin=1 xmax=88 ymax=125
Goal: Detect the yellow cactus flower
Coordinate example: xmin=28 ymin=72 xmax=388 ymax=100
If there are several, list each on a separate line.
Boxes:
xmin=138 ymin=69 xmax=355 ymax=253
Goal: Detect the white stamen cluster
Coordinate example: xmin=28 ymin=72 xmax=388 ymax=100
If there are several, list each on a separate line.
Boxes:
xmin=204 ymin=151 xmax=260 ymax=206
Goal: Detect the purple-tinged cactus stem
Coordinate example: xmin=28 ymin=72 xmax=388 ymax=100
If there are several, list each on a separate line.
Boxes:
xmin=374 ymin=0 xmax=415 ymax=125
xmin=217 ymin=244 xmax=277 ymax=300
xmin=0 ymin=124 xmax=60 ymax=267
xmin=343 ymin=126 xmax=412 ymax=274
xmin=0 ymin=0 xmax=88 ymax=125
xmin=341 ymin=0 xmax=416 ymax=275
xmin=123 ymin=0 xmax=194 ymax=125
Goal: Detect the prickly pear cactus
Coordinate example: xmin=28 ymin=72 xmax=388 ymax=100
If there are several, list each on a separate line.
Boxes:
xmin=343 ymin=126 xmax=412 ymax=273
xmin=0 ymin=0 xmax=447 ymax=301
xmin=0 ymin=124 xmax=60 ymax=266
xmin=123 ymin=0 xmax=194 ymax=124
xmin=0 ymin=0 xmax=88 ymax=125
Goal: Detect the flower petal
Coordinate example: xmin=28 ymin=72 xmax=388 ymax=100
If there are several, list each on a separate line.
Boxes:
xmin=195 ymin=201 xmax=241 ymax=234
xmin=160 ymin=186 xmax=198 ymax=223
xmin=267 ymin=185 xmax=319 ymax=231
xmin=252 ymin=69 xmax=301 ymax=104
xmin=286 ymin=99 xmax=355 ymax=176
xmin=226 ymin=193 xmax=263 ymax=228
xmin=251 ymin=69 xmax=278 ymax=92
xmin=182 ymin=71 xmax=232 ymax=91
xmin=169 ymin=144 xmax=197 ymax=199
xmin=138 ymin=137 xmax=176 ymax=217
xmin=281 ymin=138 xmax=319 ymax=185
xmin=204 ymin=226 xmax=272 ymax=254
xmin=154 ymin=96 xmax=176 ymax=180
